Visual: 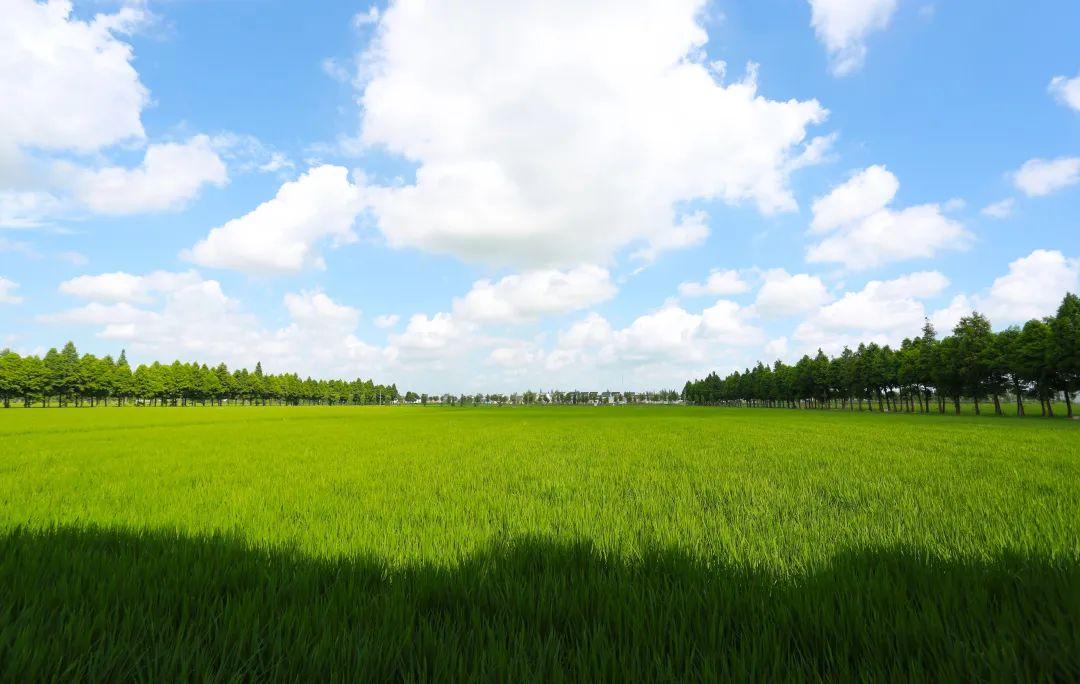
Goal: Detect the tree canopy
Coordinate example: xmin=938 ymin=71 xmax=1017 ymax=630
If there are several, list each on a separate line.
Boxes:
xmin=683 ymin=293 xmax=1079 ymax=418
xmin=0 ymin=346 xmax=401 ymax=408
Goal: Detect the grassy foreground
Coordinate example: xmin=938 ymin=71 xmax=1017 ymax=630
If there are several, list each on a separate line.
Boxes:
xmin=1 ymin=406 xmax=1078 ymax=680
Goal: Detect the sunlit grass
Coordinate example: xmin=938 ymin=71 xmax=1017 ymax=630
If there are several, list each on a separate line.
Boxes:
xmin=1 ymin=406 xmax=1078 ymax=679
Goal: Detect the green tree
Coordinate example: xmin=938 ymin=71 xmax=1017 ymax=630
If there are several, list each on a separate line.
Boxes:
xmin=1016 ymin=319 xmax=1056 ymax=417
xmin=114 ymin=350 xmax=133 ymax=406
xmin=0 ymin=350 xmax=21 ymax=408
xmin=952 ymin=313 xmax=994 ymax=415
xmin=1050 ymin=292 xmax=1079 ymax=418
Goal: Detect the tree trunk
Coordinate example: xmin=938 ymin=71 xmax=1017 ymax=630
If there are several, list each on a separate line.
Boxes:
xmin=1066 ymin=391 xmax=1073 ymax=419
xmin=992 ymin=394 xmax=1002 ymax=416
xmin=953 ymin=396 xmax=961 ymax=415
xmin=973 ymin=396 xmax=980 ymax=415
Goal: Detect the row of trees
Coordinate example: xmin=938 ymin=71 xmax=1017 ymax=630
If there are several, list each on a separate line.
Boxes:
xmin=408 ymin=390 xmax=682 ymax=406
xmin=683 ymin=293 xmax=1080 ymax=418
xmin=0 ymin=343 xmax=402 ymax=407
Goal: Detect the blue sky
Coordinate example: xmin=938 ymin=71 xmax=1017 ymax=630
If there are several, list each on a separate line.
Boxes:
xmin=1 ymin=0 xmax=1078 ymax=392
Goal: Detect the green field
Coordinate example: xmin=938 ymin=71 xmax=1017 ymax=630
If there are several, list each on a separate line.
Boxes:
xmin=2 ymin=406 xmax=1078 ymax=680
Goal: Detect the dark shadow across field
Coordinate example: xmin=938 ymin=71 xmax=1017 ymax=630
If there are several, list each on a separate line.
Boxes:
xmin=1 ymin=526 xmax=1076 ymax=681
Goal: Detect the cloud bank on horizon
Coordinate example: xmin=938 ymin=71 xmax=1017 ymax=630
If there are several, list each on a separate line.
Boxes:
xmin=1 ymin=0 xmax=1078 ymax=392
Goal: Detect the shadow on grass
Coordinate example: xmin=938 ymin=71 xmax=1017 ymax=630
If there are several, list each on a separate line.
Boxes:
xmin=1 ymin=526 xmax=1076 ymax=681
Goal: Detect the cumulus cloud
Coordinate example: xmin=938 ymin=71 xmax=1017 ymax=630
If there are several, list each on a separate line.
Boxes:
xmin=807 ymin=0 xmax=898 ymax=76
xmin=452 ymin=265 xmax=616 ymax=324
xmin=283 ymin=290 xmax=359 ymax=328
xmin=809 ymin=164 xmax=897 ymax=233
xmin=793 ymin=271 xmax=949 ymax=354
xmin=980 ymin=198 xmax=1014 ymax=219
xmin=0 ymin=276 xmax=23 ymax=304
xmin=1012 ymin=157 xmax=1080 ymax=197
xmin=488 ymin=345 xmax=543 ymax=369
xmin=754 ymin=269 xmax=832 ymax=317
xmin=629 ymin=211 xmax=710 ymax=264
xmin=387 ymin=312 xmax=471 ymax=365
xmin=351 ymin=0 xmax=828 ymax=267
xmin=806 ymin=165 xmax=970 ymax=269
xmin=814 ymin=271 xmax=947 ymax=331
xmin=69 ymin=136 xmax=227 ymax=215
xmin=184 ymin=165 xmax=362 ymax=274
xmin=0 ymin=0 xmax=148 ymax=157
xmin=39 ymin=301 xmax=146 ymax=326
xmin=46 ymin=274 xmax=387 ymax=377
xmin=764 ymin=337 xmax=789 ymax=360
xmin=0 ymin=3 xmax=250 ymax=226
xmin=974 ymin=249 xmax=1080 ymax=323
xmin=58 ymin=270 xmax=202 ymax=304
xmin=678 ymin=269 xmax=750 ymax=298
xmin=0 ymin=191 xmax=63 ymax=229
xmin=1049 ymin=73 xmax=1080 ymax=112
xmin=928 ymin=294 xmax=972 ymax=334
xmin=548 ymin=299 xmax=764 ymax=373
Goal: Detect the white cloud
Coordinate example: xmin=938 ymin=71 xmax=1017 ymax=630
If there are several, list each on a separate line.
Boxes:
xmin=929 ymin=294 xmax=972 ymax=334
xmin=975 ymin=249 xmax=1080 ymax=324
xmin=283 ymin=290 xmax=359 ymax=328
xmin=39 ymin=301 xmax=146 ymax=326
xmin=69 ymin=136 xmax=227 ymax=215
xmin=0 ymin=191 xmax=63 ymax=228
xmin=271 ymin=291 xmax=384 ymax=374
xmin=0 ymin=276 xmax=23 ymax=304
xmin=558 ymin=313 xmax=615 ymax=351
xmin=678 ymin=269 xmax=750 ymax=298
xmin=877 ymin=271 xmax=950 ymax=299
xmin=629 ymin=211 xmax=710 ymax=264
xmin=811 ymin=271 xmax=947 ymax=331
xmin=58 ymin=270 xmax=202 ymax=304
xmin=764 ymin=337 xmax=789 ymax=360
xmin=184 ymin=165 xmax=362 ymax=274
xmin=807 ymin=0 xmax=898 ymax=76
xmin=373 ymin=314 xmax=400 ymax=329
xmin=550 ymin=299 xmax=764 ymax=372
xmin=793 ymin=271 xmax=950 ymax=354
xmin=806 ymin=166 xmax=970 ymax=269
xmin=1012 ymin=157 xmax=1080 ymax=197
xmin=754 ymin=269 xmax=832 ymax=317
xmin=699 ymin=300 xmax=767 ymax=346
xmin=352 ymin=0 xmax=828 ymax=267
xmin=489 ymin=345 xmax=543 ymax=369
xmin=387 ymin=312 xmax=471 ymax=364
xmin=0 ymin=0 xmax=148 ymax=156
xmin=453 ymin=265 xmax=616 ymax=324
xmin=1049 ymin=73 xmax=1080 ymax=112
xmin=980 ymin=198 xmax=1014 ymax=219
xmin=809 ymin=164 xmax=897 ymax=233
xmin=614 ymin=305 xmax=710 ymax=363
xmin=45 ymin=275 xmax=388 ymax=378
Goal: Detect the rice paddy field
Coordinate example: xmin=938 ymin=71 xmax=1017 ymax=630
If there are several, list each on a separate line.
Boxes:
xmin=1 ymin=406 xmax=1078 ymax=680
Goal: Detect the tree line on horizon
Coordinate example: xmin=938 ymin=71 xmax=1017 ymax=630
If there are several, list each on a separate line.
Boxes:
xmin=682 ymin=293 xmax=1080 ymax=419
xmin=0 ymin=343 xmax=402 ymax=408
